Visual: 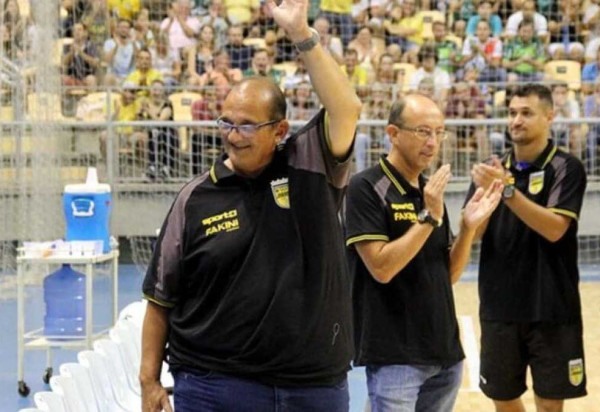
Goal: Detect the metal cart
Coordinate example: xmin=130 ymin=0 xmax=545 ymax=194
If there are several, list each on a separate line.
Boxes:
xmin=16 ymin=249 xmax=119 ymax=396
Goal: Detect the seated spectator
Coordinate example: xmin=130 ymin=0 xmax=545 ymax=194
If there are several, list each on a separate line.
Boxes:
xmin=287 ymin=81 xmax=319 ymax=121
xmin=319 ymin=0 xmax=354 ymax=47
xmin=103 ymin=18 xmax=139 ymax=85
xmin=224 ymin=0 xmax=259 ymax=25
xmin=190 ymin=82 xmax=222 ymax=175
xmin=460 ymin=19 xmax=505 ymax=84
xmin=347 ymin=25 xmax=384 ymax=75
xmin=132 ymin=8 xmax=155 ymax=51
xmin=551 ymin=81 xmax=582 ymax=156
xmin=3 ymin=0 xmax=25 ymax=50
xmin=583 ymin=79 xmax=600 ymax=172
xmin=354 ymin=82 xmax=392 ymax=172
xmin=502 ymin=19 xmax=546 ymax=83
xmin=242 ymin=48 xmax=284 ymax=84
xmin=583 ymin=0 xmax=600 ymax=62
xmin=547 ymin=0 xmax=584 ymax=61
xmin=445 ymin=80 xmax=489 ymax=161
xmin=124 ymin=48 xmax=163 ymax=97
xmin=160 ymin=0 xmax=201 ymax=57
xmin=190 ymin=50 xmax=242 ymax=99
xmin=466 ymin=0 xmax=503 ymax=37
xmin=151 ymin=34 xmax=182 ymax=91
xmin=383 ymin=2 xmax=423 ymax=64
xmin=223 ymin=24 xmax=253 ymax=71
xmin=582 ymin=48 xmax=600 ymax=94
xmin=409 ymin=46 xmax=451 ymax=110
xmin=504 ymin=0 xmax=548 ymax=42
xmin=342 ymin=48 xmax=369 ymax=95
xmin=197 ymin=0 xmax=229 ymax=50
xmin=81 ymin=0 xmax=111 ymax=54
xmin=430 ymin=21 xmax=461 ymax=76
xmin=61 ymin=0 xmax=86 ymax=38
xmin=62 ymin=22 xmax=100 ymax=89
xmin=186 ymin=24 xmax=217 ymax=82
xmin=108 ymin=0 xmax=141 ymax=21
xmin=137 ymin=79 xmax=179 ymax=180
xmin=373 ymin=53 xmax=404 ymax=92
xmin=313 ymin=17 xmax=344 ymax=64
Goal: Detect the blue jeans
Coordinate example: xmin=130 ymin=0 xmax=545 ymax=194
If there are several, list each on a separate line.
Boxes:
xmin=173 ymin=368 xmax=350 ymax=412
xmin=366 ymin=361 xmax=463 ymax=412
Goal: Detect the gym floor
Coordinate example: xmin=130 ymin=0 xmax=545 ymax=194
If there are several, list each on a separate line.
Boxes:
xmin=1 ymin=266 xmax=598 ymax=411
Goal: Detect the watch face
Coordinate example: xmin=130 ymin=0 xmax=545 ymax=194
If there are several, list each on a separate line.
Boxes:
xmin=503 ymin=185 xmax=514 ymax=198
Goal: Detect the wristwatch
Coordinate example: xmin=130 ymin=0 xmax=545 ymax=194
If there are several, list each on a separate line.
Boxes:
xmin=417 ymin=209 xmax=442 ymax=228
xmin=502 ymin=174 xmax=515 ymax=199
xmin=294 ymin=28 xmax=320 ymax=53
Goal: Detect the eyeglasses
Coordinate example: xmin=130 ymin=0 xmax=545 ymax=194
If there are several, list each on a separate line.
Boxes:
xmin=216 ymin=118 xmax=280 ymax=138
xmin=395 ymin=125 xmax=448 ymax=142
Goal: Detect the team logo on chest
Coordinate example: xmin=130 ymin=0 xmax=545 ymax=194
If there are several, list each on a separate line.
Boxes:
xmin=568 ymin=358 xmax=584 ymax=386
xmin=270 ymin=178 xmax=290 ymax=209
xmin=528 ymin=171 xmax=544 ymax=195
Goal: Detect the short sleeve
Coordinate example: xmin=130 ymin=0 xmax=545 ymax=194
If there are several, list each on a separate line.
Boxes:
xmin=345 ymin=174 xmax=390 ymax=246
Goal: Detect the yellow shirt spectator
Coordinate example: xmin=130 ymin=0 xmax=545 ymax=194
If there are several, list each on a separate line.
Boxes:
xmin=320 ymin=0 xmax=352 ymax=14
xmin=342 ymin=65 xmax=368 ymax=88
xmin=224 ymin=0 xmax=259 ymax=25
xmin=108 ymin=0 xmax=141 ymax=21
xmin=124 ymin=69 xmax=163 ymax=97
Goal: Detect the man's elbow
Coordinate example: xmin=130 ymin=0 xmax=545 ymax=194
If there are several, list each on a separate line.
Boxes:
xmin=368 ymin=265 xmax=395 ymax=284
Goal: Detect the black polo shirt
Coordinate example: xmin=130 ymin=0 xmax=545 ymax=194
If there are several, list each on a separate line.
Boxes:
xmin=471 ymin=141 xmax=587 ymax=323
xmin=143 ymin=109 xmax=354 ymax=386
xmin=345 ymin=157 xmax=465 ymax=367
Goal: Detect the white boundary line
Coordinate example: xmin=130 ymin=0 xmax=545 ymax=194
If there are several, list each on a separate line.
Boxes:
xmin=459 ymin=315 xmax=481 ymax=392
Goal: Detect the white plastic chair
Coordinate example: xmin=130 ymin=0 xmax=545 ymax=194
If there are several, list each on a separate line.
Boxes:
xmin=93 ymin=340 xmax=142 ymax=412
xmin=78 ymin=350 xmax=130 ymax=412
xmin=33 ymin=391 xmax=67 ymax=412
xmin=49 ymin=375 xmax=87 ymax=412
xmin=59 ymin=362 xmax=100 ymax=412
xmin=118 ymin=300 xmax=148 ymax=327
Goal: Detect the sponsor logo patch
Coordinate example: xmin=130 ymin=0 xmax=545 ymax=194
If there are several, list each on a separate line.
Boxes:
xmin=528 ymin=171 xmax=544 ymax=195
xmin=271 ymin=178 xmax=290 ymax=209
xmin=569 ymin=358 xmax=584 ymax=386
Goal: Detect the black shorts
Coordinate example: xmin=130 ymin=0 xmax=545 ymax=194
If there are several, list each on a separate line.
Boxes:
xmin=479 ymin=320 xmax=587 ymax=401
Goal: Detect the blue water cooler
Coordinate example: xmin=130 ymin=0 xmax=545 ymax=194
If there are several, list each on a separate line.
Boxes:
xmin=63 ymin=168 xmax=112 ymax=253
xmin=43 ymin=264 xmax=86 ymax=337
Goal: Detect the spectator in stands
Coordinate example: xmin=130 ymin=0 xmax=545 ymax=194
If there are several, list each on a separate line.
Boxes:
xmin=319 ymin=0 xmax=354 ymax=46
xmin=3 ymin=0 xmax=24 ymax=50
xmin=551 ymin=81 xmax=583 ymax=156
xmin=547 ymin=0 xmax=585 ymax=62
xmin=81 ymin=0 xmax=111 ymax=54
xmin=62 ymin=22 xmax=100 ymax=89
xmin=197 ymin=0 xmax=229 ymax=50
xmin=160 ymin=0 xmax=201 ymax=56
xmin=243 ymin=48 xmax=285 ymax=84
xmin=224 ymin=0 xmax=259 ymax=25
xmin=61 ymin=0 xmax=86 ymax=38
xmin=583 ymin=0 xmax=600 ymax=62
xmin=409 ymin=46 xmax=451 ymax=110
xmin=151 ymin=33 xmax=182 ymax=91
xmin=132 ymin=8 xmax=155 ymax=51
xmin=466 ymin=0 xmax=503 ymax=37
xmin=313 ymin=16 xmax=344 ymax=64
xmin=137 ymin=79 xmax=179 ymax=180
xmin=582 ymin=47 xmax=600 ymax=94
xmin=348 ymin=25 xmax=384 ymax=76
xmin=108 ymin=0 xmax=141 ymax=21
xmin=583 ymin=79 xmax=600 ymax=172
xmin=430 ymin=21 xmax=460 ymax=77
xmin=103 ymin=18 xmax=140 ymax=85
xmin=342 ymin=48 xmax=369 ymax=95
xmin=460 ymin=19 xmax=506 ymax=84
xmin=502 ymin=19 xmax=546 ymax=83
xmin=287 ymin=81 xmax=319 ymax=120
xmin=504 ymin=0 xmax=548 ymax=42
xmin=189 ymin=49 xmax=243 ymax=100
xmin=223 ymin=24 xmax=254 ymax=70
xmin=282 ymin=54 xmax=310 ymax=93
xmin=125 ymin=48 xmax=164 ymax=96
xmin=186 ymin=24 xmax=217 ymax=82
xmin=374 ymin=53 xmax=404 ymax=92
xmin=383 ymin=2 xmax=424 ymax=64
xmin=354 ymin=81 xmax=392 ymax=171
xmin=190 ymin=81 xmax=222 ymax=175
xmin=445 ymin=80 xmax=489 ymax=161
xmin=0 ymin=20 xmax=22 ymax=65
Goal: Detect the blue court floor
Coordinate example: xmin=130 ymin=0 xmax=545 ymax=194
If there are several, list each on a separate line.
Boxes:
xmin=0 ymin=264 xmax=369 ymax=411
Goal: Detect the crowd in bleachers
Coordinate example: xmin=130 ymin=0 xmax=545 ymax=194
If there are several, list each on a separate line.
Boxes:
xmin=3 ymin=0 xmax=600 ymax=178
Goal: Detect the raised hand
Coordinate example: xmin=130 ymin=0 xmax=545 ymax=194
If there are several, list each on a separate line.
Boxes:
xmin=423 ymin=164 xmax=451 ymax=221
xmin=265 ymin=0 xmax=310 ymax=43
xmin=463 ymin=179 xmax=503 ymax=230
xmin=471 ymin=154 xmax=504 ymax=189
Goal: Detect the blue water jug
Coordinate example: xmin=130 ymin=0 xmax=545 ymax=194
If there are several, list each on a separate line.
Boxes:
xmin=43 ymin=264 xmax=86 ymax=337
